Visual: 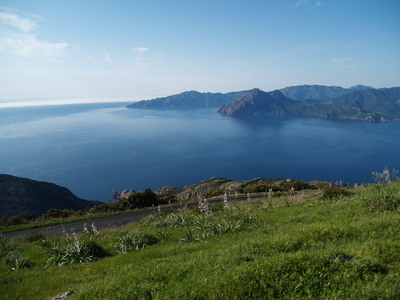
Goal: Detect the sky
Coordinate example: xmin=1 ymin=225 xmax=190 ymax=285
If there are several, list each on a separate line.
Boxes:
xmin=0 ymin=0 xmax=399 ymax=106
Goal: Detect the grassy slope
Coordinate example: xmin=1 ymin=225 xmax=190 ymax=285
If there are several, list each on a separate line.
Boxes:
xmin=1 ymin=184 xmax=399 ymax=299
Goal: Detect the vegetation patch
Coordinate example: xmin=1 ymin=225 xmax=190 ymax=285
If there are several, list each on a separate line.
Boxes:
xmin=1 ymin=179 xmax=399 ymax=299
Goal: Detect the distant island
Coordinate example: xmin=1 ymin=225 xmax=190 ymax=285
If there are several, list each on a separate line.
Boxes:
xmin=128 ymin=84 xmax=400 ymax=122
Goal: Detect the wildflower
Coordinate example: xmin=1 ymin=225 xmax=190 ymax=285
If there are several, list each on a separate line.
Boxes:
xmin=223 ymin=193 xmax=229 ymax=209
xmin=198 ymin=197 xmax=212 ymax=218
xmin=372 ymin=167 xmax=399 ymax=183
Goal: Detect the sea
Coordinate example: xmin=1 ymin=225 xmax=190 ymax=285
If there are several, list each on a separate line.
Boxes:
xmin=0 ymin=102 xmax=399 ymax=201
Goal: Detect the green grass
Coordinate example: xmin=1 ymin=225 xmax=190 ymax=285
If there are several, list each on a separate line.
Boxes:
xmin=1 ymin=183 xmax=399 ymax=299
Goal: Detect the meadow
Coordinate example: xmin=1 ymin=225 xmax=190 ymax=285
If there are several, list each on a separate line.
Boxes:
xmin=1 ymin=181 xmax=399 ymax=299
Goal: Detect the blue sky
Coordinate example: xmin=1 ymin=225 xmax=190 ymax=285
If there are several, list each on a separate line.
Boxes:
xmin=0 ymin=0 xmax=399 ymax=105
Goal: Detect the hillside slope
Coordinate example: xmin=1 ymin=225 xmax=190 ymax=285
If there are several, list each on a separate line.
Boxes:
xmin=127 ymin=90 xmax=248 ymax=110
xmin=218 ymin=88 xmax=399 ymax=121
xmin=0 ymin=174 xmax=99 ymax=220
xmin=279 ymin=84 xmax=373 ymax=101
xmin=2 ymin=181 xmax=399 ymax=299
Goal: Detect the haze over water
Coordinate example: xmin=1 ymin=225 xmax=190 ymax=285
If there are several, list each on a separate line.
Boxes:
xmin=0 ymin=103 xmax=399 ymax=201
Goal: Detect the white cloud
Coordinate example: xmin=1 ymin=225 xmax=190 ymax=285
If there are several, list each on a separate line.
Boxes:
xmin=290 ymin=1 xmax=321 ymax=9
xmin=290 ymin=1 xmax=308 ymax=9
xmin=133 ymin=47 xmax=148 ymax=53
xmin=0 ymin=33 xmax=68 ymax=57
xmin=0 ymin=12 xmax=37 ymax=32
xmin=332 ymin=57 xmax=353 ymax=64
xmin=102 ymin=48 xmax=114 ymax=65
xmin=0 ymin=8 xmax=69 ymax=58
xmin=311 ymin=1 xmax=321 ymax=9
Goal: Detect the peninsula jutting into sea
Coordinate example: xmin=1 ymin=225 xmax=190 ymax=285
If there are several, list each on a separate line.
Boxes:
xmin=128 ymin=84 xmax=400 ymax=122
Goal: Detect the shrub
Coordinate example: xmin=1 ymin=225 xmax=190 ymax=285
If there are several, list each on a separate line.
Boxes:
xmin=322 ymin=184 xmax=351 ymax=200
xmin=7 ymin=215 xmax=23 ymax=225
xmin=114 ymin=232 xmax=158 ymax=254
xmin=363 ymin=168 xmax=400 ymax=212
xmin=4 ymin=252 xmax=31 ymax=270
xmin=279 ymin=180 xmax=311 ymax=191
xmin=0 ymin=236 xmax=31 ymax=270
xmin=243 ymin=183 xmax=272 ymax=193
xmin=0 ymin=236 xmax=17 ymax=259
xmin=46 ymin=236 xmax=107 ymax=266
xmin=24 ymin=232 xmax=46 ymax=243
xmin=45 ymin=229 xmax=107 ymax=266
xmin=363 ymin=183 xmax=400 ymax=212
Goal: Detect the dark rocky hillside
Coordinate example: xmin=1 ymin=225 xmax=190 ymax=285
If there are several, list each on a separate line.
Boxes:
xmin=127 ymin=90 xmax=248 ymax=110
xmin=0 ymin=174 xmax=99 ymax=220
xmin=127 ymin=84 xmax=399 ymax=121
xmin=327 ymin=87 xmax=400 ymax=119
xmin=217 ymin=88 xmax=299 ymax=118
xmin=218 ymin=87 xmax=399 ymax=121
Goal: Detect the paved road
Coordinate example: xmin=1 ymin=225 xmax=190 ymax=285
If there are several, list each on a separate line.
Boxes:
xmin=3 ymin=195 xmax=254 ymax=240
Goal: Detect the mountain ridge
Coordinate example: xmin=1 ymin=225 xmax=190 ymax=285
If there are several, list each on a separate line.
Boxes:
xmin=279 ymin=84 xmax=373 ymax=101
xmin=126 ymin=84 xmax=400 ymax=121
xmin=127 ymin=84 xmax=378 ymax=110
xmin=127 ymin=90 xmax=248 ymax=110
xmin=217 ymin=87 xmax=400 ymax=121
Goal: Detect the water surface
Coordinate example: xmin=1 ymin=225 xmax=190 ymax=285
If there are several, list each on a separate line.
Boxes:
xmin=0 ymin=103 xmax=398 ymax=201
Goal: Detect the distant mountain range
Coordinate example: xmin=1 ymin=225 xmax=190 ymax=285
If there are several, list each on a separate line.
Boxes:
xmin=218 ymin=87 xmax=400 ymax=121
xmin=127 ymin=84 xmax=400 ymax=122
xmin=0 ymin=174 xmax=99 ymax=220
xmin=279 ymin=84 xmax=373 ymax=101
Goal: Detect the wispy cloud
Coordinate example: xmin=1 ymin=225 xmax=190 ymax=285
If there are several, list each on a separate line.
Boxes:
xmin=131 ymin=47 xmax=165 ymax=71
xmin=290 ymin=0 xmax=308 ymax=9
xmin=290 ymin=0 xmax=321 ymax=9
xmin=133 ymin=47 xmax=148 ymax=53
xmin=332 ymin=57 xmax=353 ymax=64
xmin=311 ymin=1 xmax=321 ymax=9
xmin=332 ymin=57 xmax=355 ymax=69
xmin=0 ymin=8 xmax=69 ymax=58
xmin=0 ymin=12 xmax=37 ymax=32
xmin=103 ymin=48 xmax=114 ymax=65
xmin=1 ymin=33 xmax=68 ymax=57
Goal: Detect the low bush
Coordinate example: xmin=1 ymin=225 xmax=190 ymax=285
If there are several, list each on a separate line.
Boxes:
xmin=114 ymin=232 xmax=158 ymax=253
xmin=24 ymin=232 xmax=46 ymax=243
xmin=322 ymin=184 xmax=351 ymax=200
xmin=45 ymin=230 xmax=107 ymax=266
xmin=4 ymin=252 xmax=31 ymax=270
xmin=0 ymin=236 xmax=17 ymax=259
xmin=363 ymin=183 xmax=400 ymax=212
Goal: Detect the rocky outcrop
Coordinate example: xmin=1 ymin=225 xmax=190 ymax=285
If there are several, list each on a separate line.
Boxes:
xmin=155 ymin=177 xmax=315 ymax=200
xmin=217 ymin=89 xmax=298 ymax=118
xmin=217 ymin=88 xmax=398 ymax=122
xmin=120 ymin=190 xmax=135 ymax=199
xmin=155 ymin=185 xmax=181 ymax=195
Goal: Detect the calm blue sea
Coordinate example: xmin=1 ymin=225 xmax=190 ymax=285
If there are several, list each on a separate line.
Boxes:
xmin=0 ymin=102 xmax=399 ymax=201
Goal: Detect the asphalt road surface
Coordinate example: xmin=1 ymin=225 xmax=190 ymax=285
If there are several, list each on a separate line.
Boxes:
xmin=3 ymin=196 xmax=255 ymax=240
